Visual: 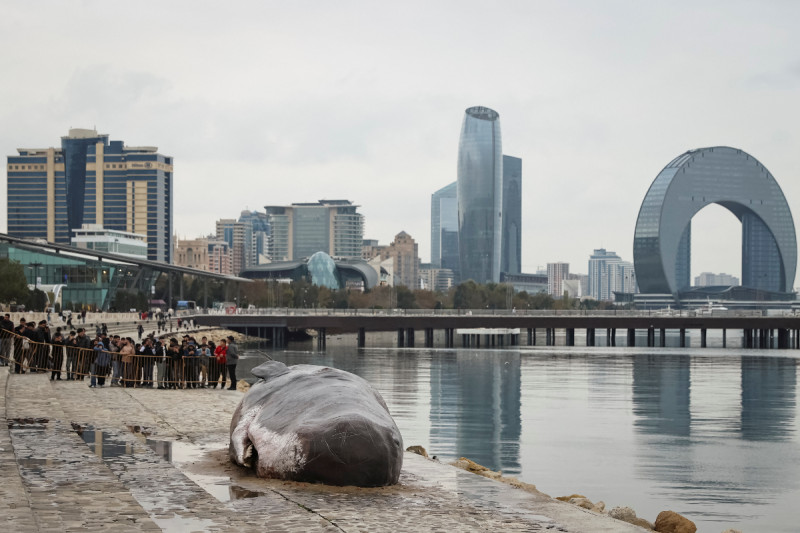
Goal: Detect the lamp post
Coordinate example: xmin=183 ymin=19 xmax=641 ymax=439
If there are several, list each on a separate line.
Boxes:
xmin=30 ymin=262 xmax=42 ymax=290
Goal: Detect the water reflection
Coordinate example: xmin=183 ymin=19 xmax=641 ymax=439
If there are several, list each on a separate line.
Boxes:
xmin=632 ymin=354 xmax=691 ymax=437
xmin=430 ymin=351 xmax=521 ymax=475
xmin=259 ymin=343 xmax=800 ymax=532
xmin=741 ymin=356 xmax=796 ymax=441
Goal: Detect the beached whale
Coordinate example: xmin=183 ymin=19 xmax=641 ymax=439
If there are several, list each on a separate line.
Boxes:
xmin=229 ymin=361 xmax=403 ymax=486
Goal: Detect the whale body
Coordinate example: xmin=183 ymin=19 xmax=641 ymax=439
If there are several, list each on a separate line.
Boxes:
xmin=229 ymin=361 xmax=403 ymax=486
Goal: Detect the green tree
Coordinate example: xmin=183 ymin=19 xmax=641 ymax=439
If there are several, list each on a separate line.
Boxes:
xmin=0 ymin=258 xmax=29 ymax=304
xmin=395 ymin=286 xmax=417 ymax=309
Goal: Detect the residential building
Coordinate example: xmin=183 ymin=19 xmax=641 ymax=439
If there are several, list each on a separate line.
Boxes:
xmin=588 ymin=248 xmax=621 ymax=301
xmin=265 ymin=200 xmax=364 ymax=261
xmin=71 ymin=224 xmax=148 ymax=259
xmin=547 ymin=262 xmax=570 ymax=297
xmin=457 ymin=106 xmax=503 ymax=283
xmin=216 ymin=219 xmax=247 ymax=275
xmin=7 ymin=128 xmax=173 ymax=262
xmin=380 ymin=232 xmax=419 ymax=288
xmin=174 ymin=236 xmax=233 ymax=275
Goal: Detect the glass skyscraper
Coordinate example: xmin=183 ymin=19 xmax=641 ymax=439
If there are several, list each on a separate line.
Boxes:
xmin=501 ymin=155 xmax=522 ymax=275
xmin=457 ymin=106 xmax=503 ymax=283
xmin=7 ymin=128 xmax=173 ymax=262
xmin=430 ymin=181 xmax=459 ymax=279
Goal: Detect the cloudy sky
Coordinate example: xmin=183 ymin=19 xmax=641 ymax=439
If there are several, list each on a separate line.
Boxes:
xmin=2 ymin=1 xmax=799 ymax=284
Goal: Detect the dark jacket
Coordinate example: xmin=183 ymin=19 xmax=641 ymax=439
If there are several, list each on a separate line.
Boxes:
xmin=226 ymin=341 xmax=239 ymax=363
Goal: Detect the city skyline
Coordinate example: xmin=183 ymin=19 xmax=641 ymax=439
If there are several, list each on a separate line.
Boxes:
xmin=2 ymin=2 xmax=800 ymax=285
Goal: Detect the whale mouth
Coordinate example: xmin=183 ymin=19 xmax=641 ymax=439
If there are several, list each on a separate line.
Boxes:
xmin=243 ymin=443 xmax=255 ymax=468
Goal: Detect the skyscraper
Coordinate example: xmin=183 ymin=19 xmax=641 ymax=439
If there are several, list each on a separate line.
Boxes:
xmin=7 ymin=128 xmax=173 ymax=262
xmin=430 ymin=181 xmax=459 ymax=279
xmin=501 ymin=155 xmax=522 ymax=275
xmin=457 ymin=106 xmax=503 ymax=283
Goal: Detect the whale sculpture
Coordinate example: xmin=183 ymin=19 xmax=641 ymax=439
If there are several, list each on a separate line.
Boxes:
xmin=229 ymin=361 xmax=403 ymax=486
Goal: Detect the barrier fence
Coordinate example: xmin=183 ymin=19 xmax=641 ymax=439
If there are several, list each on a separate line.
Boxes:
xmin=0 ymin=331 xmax=232 ymax=389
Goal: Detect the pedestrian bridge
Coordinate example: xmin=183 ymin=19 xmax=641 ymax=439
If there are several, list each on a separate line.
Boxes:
xmin=192 ymin=308 xmax=800 ymax=350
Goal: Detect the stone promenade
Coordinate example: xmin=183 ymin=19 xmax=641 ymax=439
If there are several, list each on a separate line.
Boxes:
xmin=0 ymin=368 xmax=646 ymax=532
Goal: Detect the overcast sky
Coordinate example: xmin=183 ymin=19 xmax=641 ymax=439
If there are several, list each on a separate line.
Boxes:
xmin=2 ymin=1 xmax=800 ymax=285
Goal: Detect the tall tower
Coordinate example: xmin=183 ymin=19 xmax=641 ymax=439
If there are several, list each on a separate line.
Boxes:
xmin=501 ymin=155 xmax=522 ymax=275
xmin=457 ymin=106 xmax=503 ymax=283
xmin=430 ymin=181 xmax=459 ymax=279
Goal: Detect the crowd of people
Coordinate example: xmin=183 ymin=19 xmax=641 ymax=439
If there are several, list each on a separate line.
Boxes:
xmin=0 ymin=313 xmax=240 ymax=390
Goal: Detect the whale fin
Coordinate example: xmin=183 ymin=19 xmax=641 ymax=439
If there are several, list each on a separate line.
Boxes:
xmin=251 ymin=361 xmax=290 ymax=381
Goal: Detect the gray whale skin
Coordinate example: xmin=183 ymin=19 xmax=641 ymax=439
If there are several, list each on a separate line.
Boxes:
xmin=229 ymin=361 xmax=403 ymax=486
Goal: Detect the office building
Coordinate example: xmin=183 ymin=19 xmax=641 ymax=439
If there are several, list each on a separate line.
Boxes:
xmin=238 ymin=210 xmax=270 ymax=266
xmin=7 ymin=128 xmax=173 ymax=262
xmin=457 ymin=106 xmax=503 ymax=283
xmin=501 ymin=155 xmax=522 ymax=275
xmin=265 ymin=200 xmax=364 ymax=261
xmin=376 ymin=232 xmax=420 ymax=288
xmin=633 ymin=146 xmax=796 ymax=296
xmin=431 ymin=181 xmax=460 ymax=280
xmin=419 ymin=263 xmax=455 ymax=292
xmin=216 ymin=219 xmax=247 ymax=275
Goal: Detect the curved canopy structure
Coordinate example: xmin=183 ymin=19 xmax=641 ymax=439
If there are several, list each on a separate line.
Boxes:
xmin=633 ymin=147 xmax=796 ymax=295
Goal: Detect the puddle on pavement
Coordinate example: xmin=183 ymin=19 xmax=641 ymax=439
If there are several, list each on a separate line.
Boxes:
xmin=71 ymin=423 xmax=264 ymax=503
xmin=150 ymin=513 xmax=216 ymax=532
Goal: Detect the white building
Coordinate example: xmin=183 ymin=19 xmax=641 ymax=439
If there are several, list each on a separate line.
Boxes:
xmin=695 ymin=272 xmax=740 ymax=287
xmin=588 ymin=249 xmax=637 ymax=301
xmin=71 ymin=224 xmax=148 ymax=259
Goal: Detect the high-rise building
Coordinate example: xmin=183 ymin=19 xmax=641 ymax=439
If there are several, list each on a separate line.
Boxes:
xmin=379 ymin=232 xmax=419 ymax=288
xmin=6 ymin=128 xmax=173 ymax=262
xmin=237 ymin=210 xmax=270 ymax=266
xmin=216 ymin=219 xmax=247 ymax=275
xmin=431 ymin=182 xmax=459 ymax=279
xmin=547 ymin=262 xmax=570 ymax=297
xmin=588 ymin=248 xmax=621 ymax=301
xmin=457 ymin=106 xmax=503 ymax=284
xmin=264 ymin=200 xmax=364 ymax=261
xmin=501 ymin=155 xmax=522 ymax=275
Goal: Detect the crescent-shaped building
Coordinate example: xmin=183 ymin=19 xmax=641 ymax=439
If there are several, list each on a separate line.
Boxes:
xmin=633 ymin=147 xmax=797 ymax=297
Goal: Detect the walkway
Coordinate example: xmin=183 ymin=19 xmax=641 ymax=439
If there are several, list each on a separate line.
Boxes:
xmin=1 ymin=369 xmax=645 ymax=532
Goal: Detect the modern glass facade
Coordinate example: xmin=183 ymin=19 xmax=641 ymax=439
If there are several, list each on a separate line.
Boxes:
xmin=430 ymin=181 xmax=459 ymax=280
xmin=6 ymin=128 xmax=173 ymax=262
xmin=633 ymin=147 xmax=797 ymax=295
xmin=457 ymin=106 xmax=503 ymax=284
xmin=501 ymin=155 xmax=522 ymax=275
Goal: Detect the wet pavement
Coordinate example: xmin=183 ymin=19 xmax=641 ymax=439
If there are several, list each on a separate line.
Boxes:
xmin=0 ymin=368 xmax=646 ymax=532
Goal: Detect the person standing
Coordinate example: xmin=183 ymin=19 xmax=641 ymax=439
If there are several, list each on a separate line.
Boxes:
xmin=33 ymin=320 xmax=51 ymax=372
xmin=50 ymin=331 xmax=65 ymax=380
xmin=119 ymin=338 xmax=135 ymax=387
xmin=74 ymin=328 xmax=92 ymax=380
xmin=0 ymin=313 xmax=14 ymax=366
xmin=140 ymin=337 xmax=155 ymax=387
xmin=225 ymin=335 xmax=239 ymax=390
xmin=211 ymin=338 xmax=227 ymax=389
xmin=13 ymin=318 xmax=28 ymax=374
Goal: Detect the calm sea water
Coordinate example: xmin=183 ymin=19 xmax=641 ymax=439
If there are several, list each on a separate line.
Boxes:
xmin=240 ymin=333 xmax=799 ymax=532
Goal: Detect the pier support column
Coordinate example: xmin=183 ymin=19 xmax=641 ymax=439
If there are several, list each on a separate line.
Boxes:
xmin=566 ymin=328 xmax=575 ymax=346
xmin=627 ymin=328 xmax=636 ymax=347
xmin=647 ymin=327 xmax=655 ymax=347
xmin=700 ymin=328 xmax=707 ymax=348
xmin=397 ymin=328 xmax=405 ymax=347
xmin=679 ymin=328 xmax=686 ymax=348
xmin=546 ymin=328 xmax=553 ymax=346
xmin=722 ymin=328 xmax=726 ymax=348
xmin=317 ymin=327 xmax=327 ymax=350
xmin=586 ymin=328 xmax=595 ymax=347
xmin=357 ymin=328 xmax=366 ymax=348
xmin=611 ymin=328 xmax=616 ymax=347
xmin=406 ymin=328 xmax=415 ymax=347
xmin=424 ymin=328 xmax=434 ymax=348
xmin=660 ymin=328 xmax=666 ymax=347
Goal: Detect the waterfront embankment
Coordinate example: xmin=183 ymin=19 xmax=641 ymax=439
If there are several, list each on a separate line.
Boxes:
xmin=0 ymin=367 xmax=648 ymax=532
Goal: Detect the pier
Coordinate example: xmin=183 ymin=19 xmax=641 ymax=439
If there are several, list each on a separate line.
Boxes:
xmin=192 ymin=309 xmax=800 ymax=350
